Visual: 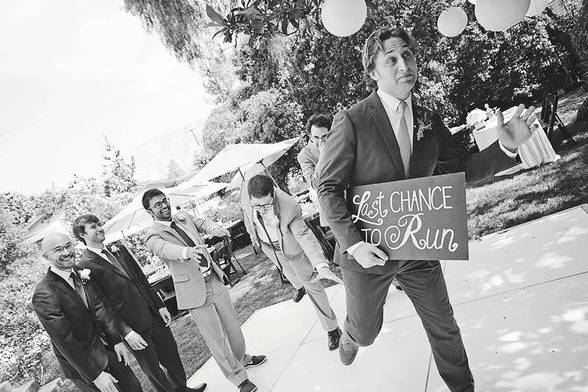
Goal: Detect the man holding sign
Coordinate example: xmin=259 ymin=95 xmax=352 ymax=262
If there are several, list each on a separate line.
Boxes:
xmin=317 ymin=27 xmax=538 ymax=391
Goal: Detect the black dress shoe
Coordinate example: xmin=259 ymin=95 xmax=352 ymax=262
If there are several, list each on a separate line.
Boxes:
xmin=185 ymin=383 xmax=207 ymax=392
xmin=327 ymin=327 xmax=342 ymax=351
xmin=238 ymin=379 xmax=258 ymax=392
xmin=293 ymin=287 xmax=306 ymax=303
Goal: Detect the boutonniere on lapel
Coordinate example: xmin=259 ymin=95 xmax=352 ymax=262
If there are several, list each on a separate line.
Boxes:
xmin=78 ymin=269 xmax=91 ymax=285
xmin=416 ymin=111 xmax=434 ymax=142
xmin=109 ymin=244 xmax=120 ymax=254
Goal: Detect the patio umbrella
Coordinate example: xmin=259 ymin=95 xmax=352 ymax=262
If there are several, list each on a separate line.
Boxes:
xmin=182 ymin=137 xmax=299 ymax=188
xmin=225 ymin=138 xmax=300 ymax=191
xmin=103 ymin=181 xmax=228 ymax=243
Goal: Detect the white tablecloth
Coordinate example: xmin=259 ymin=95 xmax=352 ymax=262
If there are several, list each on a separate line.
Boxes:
xmin=472 ymin=106 xmax=560 ymax=175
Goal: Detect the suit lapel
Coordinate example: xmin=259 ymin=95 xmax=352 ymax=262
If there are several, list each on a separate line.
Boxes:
xmin=367 ymin=91 xmax=406 ymax=178
xmin=408 ymin=101 xmax=433 ymax=178
xmin=84 ymin=249 xmax=130 ymax=281
xmin=175 ymin=220 xmax=205 ymax=246
xmin=47 ymin=270 xmax=89 ymax=310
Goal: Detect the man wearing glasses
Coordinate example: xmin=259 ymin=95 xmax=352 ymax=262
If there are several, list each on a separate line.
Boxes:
xmin=243 ymin=174 xmax=343 ymax=351
xmin=32 ymin=232 xmax=141 ymax=392
xmin=143 ymin=189 xmax=266 ymax=392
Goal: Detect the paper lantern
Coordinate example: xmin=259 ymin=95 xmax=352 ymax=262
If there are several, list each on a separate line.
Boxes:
xmin=468 ymin=0 xmax=476 ymax=4
xmin=321 ymin=0 xmax=367 ymax=37
xmin=437 ymin=7 xmax=468 ymax=37
xmin=526 ymin=0 xmax=548 ymax=16
xmin=475 ymin=0 xmax=530 ymax=31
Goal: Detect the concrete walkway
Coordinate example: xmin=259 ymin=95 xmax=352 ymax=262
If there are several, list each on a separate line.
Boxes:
xmin=188 ymin=204 xmax=588 ymax=391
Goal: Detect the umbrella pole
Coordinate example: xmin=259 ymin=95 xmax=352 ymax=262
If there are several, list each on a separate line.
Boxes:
xmin=258 ymin=160 xmax=289 ymax=194
xmin=237 ymin=166 xmax=245 ymax=180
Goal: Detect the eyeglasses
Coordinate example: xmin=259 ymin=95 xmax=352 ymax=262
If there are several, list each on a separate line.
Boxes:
xmin=252 ymin=201 xmax=273 ymax=210
xmin=151 ymin=198 xmax=169 ymax=210
xmin=52 ymin=243 xmax=75 ymax=255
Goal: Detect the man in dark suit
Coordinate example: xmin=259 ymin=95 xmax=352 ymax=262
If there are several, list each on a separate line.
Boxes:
xmin=73 ymin=214 xmax=207 ymax=392
xmin=32 ymin=232 xmax=142 ymax=392
xmin=317 ymin=28 xmax=539 ymax=392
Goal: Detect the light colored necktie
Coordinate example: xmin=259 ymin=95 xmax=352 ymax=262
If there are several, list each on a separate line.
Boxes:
xmin=397 ymin=100 xmax=412 ymax=177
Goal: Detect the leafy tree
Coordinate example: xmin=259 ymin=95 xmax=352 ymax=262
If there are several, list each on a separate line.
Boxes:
xmin=236 ymin=88 xmax=304 ymax=143
xmin=200 ymin=104 xmax=240 ymax=162
xmin=102 ymin=137 xmax=137 ymax=197
xmin=123 ymin=0 xmax=237 ymax=101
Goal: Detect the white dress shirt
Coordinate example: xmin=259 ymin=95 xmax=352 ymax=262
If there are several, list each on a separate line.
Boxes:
xmin=50 ymin=265 xmax=76 ymax=289
xmin=87 ymin=245 xmax=112 ymax=263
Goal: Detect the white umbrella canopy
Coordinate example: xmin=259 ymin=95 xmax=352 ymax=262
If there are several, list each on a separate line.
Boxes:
xmin=103 ymin=181 xmax=228 ymax=243
xmin=225 ymin=138 xmax=300 ymax=191
xmin=182 ymin=138 xmax=299 ymax=188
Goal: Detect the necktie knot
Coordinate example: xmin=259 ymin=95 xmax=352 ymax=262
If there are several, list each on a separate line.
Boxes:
xmin=398 ymin=100 xmax=407 ymax=113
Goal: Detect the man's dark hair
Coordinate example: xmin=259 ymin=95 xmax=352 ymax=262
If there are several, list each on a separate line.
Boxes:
xmin=248 ymin=175 xmax=275 ymax=198
xmin=305 ymin=114 xmax=332 ymax=134
xmin=72 ymin=214 xmax=100 ymax=245
xmin=142 ymin=188 xmax=165 ymax=210
xmin=362 ymin=27 xmax=417 ymax=89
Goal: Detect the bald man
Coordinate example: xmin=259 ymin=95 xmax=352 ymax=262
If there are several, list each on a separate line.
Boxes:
xmin=32 ymin=232 xmax=142 ymax=392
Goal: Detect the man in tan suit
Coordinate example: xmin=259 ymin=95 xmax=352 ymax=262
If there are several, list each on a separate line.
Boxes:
xmin=143 ymin=189 xmax=266 ymax=392
xmin=243 ymin=174 xmax=342 ymax=351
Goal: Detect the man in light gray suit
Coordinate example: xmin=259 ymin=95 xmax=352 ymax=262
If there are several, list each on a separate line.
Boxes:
xmin=143 ymin=189 xmax=266 ymax=392
xmin=317 ymin=27 xmax=539 ymax=391
xmin=243 ymin=174 xmax=342 ymax=351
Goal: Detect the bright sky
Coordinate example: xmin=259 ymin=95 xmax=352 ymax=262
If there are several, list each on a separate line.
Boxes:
xmin=0 ymin=0 xmax=212 ymax=195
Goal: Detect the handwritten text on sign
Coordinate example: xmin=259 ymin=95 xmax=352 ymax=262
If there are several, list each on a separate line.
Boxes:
xmin=350 ymin=173 xmax=468 ymax=260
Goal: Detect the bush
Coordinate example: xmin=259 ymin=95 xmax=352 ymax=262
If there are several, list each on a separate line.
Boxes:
xmin=0 ymin=254 xmax=58 ymax=384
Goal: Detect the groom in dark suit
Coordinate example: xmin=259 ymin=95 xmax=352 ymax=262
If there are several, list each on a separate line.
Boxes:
xmin=32 ymin=232 xmax=141 ymax=392
xmin=73 ymin=214 xmax=207 ymax=392
xmin=317 ymin=28 xmax=538 ymax=392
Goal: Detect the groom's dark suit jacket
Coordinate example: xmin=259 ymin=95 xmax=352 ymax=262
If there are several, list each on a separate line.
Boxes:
xmin=78 ymin=245 xmax=165 ymax=334
xmin=32 ymin=269 xmax=122 ymax=383
xmin=317 ymin=90 xmax=517 ymax=274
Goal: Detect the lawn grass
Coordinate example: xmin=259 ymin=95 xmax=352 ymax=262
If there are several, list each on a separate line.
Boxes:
xmin=466 ymin=87 xmax=588 ymax=239
xmin=132 ymin=88 xmax=588 ymax=391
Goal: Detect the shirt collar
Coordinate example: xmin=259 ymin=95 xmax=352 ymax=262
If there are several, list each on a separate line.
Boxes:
xmin=86 ymin=245 xmax=106 ymax=256
xmin=154 ymin=219 xmax=173 ymax=227
xmin=50 ymin=265 xmax=74 ymax=282
xmin=377 ymin=89 xmax=413 ymax=114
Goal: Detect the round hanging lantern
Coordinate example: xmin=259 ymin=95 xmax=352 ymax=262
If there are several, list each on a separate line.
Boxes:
xmin=468 ymin=0 xmax=476 ymax=4
xmin=437 ymin=7 xmax=468 ymax=37
xmin=321 ymin=0 xmax=367 ymax=37
xmin=526 ymin=0 xmax=548 ymax=16
xmin=475 ymin=0 xmax=530 ymax=31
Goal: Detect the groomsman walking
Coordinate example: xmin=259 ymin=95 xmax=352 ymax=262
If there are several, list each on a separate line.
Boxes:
xmin=242 ymin=174 xmax=343 ymax=350
xmin=33 ymin=232 xmax=142 ymax=392
xmin=143 ymin=189 xmax=266 ymax=392
xmin=73 ymin=214 xmax=207 ymax=392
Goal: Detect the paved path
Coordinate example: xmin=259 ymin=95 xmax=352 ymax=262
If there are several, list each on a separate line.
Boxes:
xmin=189 ymin=204 xmax=588 ymax=391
